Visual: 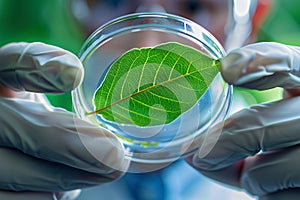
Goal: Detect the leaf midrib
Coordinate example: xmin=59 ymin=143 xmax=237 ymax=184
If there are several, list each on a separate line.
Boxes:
xmin=87 ymin=64 xmax=213 ymax=115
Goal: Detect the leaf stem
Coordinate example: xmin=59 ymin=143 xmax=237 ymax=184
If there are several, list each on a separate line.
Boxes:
xmin=214 ymin=58 xmax=221 ymax=72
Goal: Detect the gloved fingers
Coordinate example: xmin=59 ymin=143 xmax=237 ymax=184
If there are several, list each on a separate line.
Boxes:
xmin=0 ymin=190 xmax=57 ymax=200
xmin=0 ymin=83 xmax=52 ymax=105
xmin=221 ymin=42 xmax=300 ymax=90
xmin=55 ymin=190 xmax=81 ymax=200
xmin=0 ymin=189 xmax=81 ymax=200
xmin=0 ymin=147 xmax=122 ymax=191
xmin=185 ymin=156 xmax=243 ymax=188
xmin=186 ymin=97 xmax=300 ymax=194
xmin=190 ymin=96 xmax=300 ymax=171
xmin=240 ymin=145 xmax=300 ymax=196
xmin=259 ymin=188 xmax=300 ymax=200
xmin=0 ymin=97 xmax=130 ymax=178
xmin=0 ymin=42 xmax=83 ymax=93
xmin=13 ymin=91 xmax=50 ymax=104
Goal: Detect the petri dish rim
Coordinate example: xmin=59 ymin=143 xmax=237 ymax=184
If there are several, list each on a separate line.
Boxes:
xmin=72 ymin=12 xmax=232 ymax=164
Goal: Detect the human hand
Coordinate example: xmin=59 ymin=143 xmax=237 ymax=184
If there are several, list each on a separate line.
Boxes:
xmin=0 ymin=42 xmax=129 ymax=200
xmin=186 ymin=42 xmax=300 ymax=200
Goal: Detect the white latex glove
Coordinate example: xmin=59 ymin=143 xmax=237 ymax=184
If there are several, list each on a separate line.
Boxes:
xmin=0 ymin=42 xmax=129 ymax=200
xmin=186 ymin=42 xmax=300 ymax=200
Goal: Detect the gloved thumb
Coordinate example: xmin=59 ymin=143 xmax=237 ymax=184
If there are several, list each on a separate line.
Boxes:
xmin=221 ymin=42 xmax=300 ymax=90
xmin=0 ymin=42 xmax=83 ymax=93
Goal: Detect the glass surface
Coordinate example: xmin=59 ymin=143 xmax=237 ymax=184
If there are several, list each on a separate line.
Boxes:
xmin=72 ymin=12 xmax=232 ymax=164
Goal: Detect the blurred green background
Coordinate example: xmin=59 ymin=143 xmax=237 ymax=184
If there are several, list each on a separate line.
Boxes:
xmin=0 ymin=0 xmax=84 ymax=111
xmin=258 ymin=0 xmax=300 ymax=46
xmin=0 ymin=0 xmax=299 ymax=110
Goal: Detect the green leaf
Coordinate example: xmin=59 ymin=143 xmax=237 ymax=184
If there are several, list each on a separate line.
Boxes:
xmin=90 ymin=42 xmax=220 ymax=126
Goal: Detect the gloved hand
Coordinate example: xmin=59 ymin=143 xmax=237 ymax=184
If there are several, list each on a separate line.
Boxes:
xmin=0 ymin=42 xmax=129 ymax=200
xmin=186 ymin=42 xmax=300 ymax=200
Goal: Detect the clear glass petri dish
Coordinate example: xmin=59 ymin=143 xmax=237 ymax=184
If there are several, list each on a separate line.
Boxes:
xmin=72 ymin=12 xmax=232 ymax=166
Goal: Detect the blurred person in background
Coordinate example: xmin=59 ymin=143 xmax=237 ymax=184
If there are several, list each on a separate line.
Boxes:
xmin=1 ymin=0 xmax=300 ymax=200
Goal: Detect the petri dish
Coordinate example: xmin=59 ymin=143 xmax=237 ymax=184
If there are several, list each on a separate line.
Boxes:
xmin=72 ymin=12 xmax=232 ymax=166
